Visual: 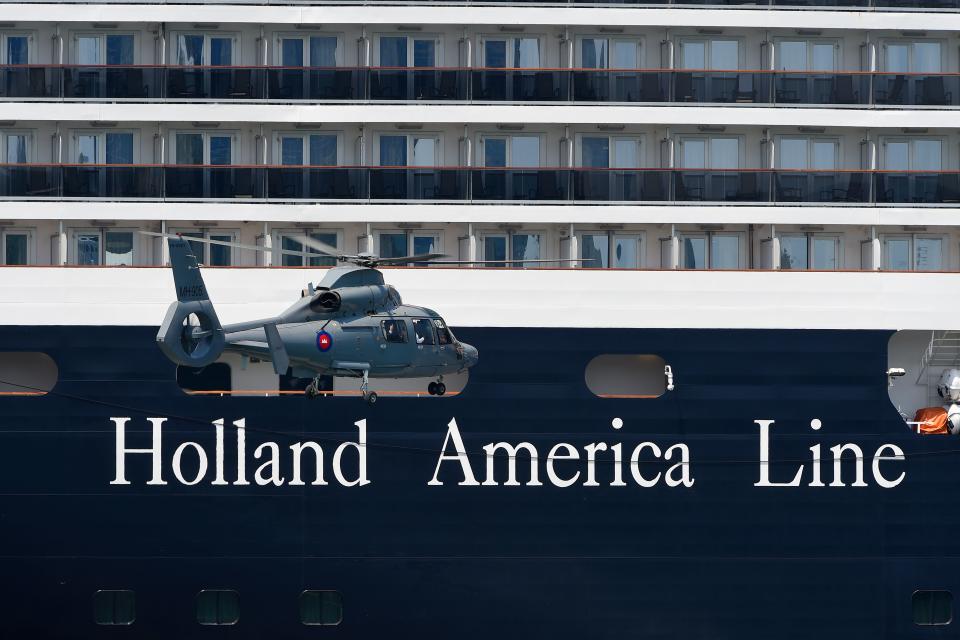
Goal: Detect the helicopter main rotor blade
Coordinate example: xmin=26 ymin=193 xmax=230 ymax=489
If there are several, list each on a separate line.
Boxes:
xmin=290 ymin=234 xmax=344 ymax=258
xmin=373 ymin=253 xmax=449 ymax=266
xmin=425 ymin=258 xmax=597 ymax=265
xmin=139 ymin=231 xmax=318 ymax=260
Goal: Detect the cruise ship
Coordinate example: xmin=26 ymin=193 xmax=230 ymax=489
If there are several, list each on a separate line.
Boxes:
xmin=5 ymin=0 xmax=960 ymax=637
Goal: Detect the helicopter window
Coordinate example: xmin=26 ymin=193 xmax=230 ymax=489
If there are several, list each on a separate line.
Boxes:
xmin=434 ymin=319 xmax=453 ymax=345
xmin=413 ymin=319 xmax=436 ymax=345
xmin=381 ymin=320 xmax=408 ymax=344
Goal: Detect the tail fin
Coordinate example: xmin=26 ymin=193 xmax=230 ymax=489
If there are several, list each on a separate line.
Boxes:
xmin=156 ymin=238 xmax=225 ymax=367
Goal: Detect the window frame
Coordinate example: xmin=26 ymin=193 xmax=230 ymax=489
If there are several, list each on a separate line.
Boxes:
xmin=299 ymin=590 xmax=343 ymax=626
xmin=0 ymin=32 xmax=36 ymax=64
xmin=879 ymin=136 xmax=945 ymax=171
xmin=373 ymin=132 xmax=443 ymax=167
xmin=913 ymin=589 xmax=954 ymax=626
xmin=477 ymin=33 xmax=544 ymax=68
xmin=169 ymin=227 xmax=240 ymax=267
xmin=0 ymin=129 xmax=34 ymax=163
xmin=272 ymin=228 xmax=343 ymax=267
xmin=272 ymin=130 xmax=343 ymax=166
xmin=381 ymin=318 xmax=409 ymax=344
xmin=576 ymin=133 xmax=644 ymax=168
xmin=374 ymin=33 xmax=443 ymax=67
xmin=676 ymin=36 xmax=743 ymax=71
xmin=479 ymin=230 xmax=545 ymax=268
xmin=195 ymin=589 xmax=240 ymax=626
xmin=169 ymin=31 xmax=241 ymax=66
xmin=412 ymin=318 xmax=437 ymax=346
xmin=373 ymin=229 xmax=442 ymax=264
xmin=69 ymin=30 xmax=139 ymax=65
xmin=69 ymin=227 xmax=140 ymax=266
xmin=774 ymin=135 xmax=840 ymax=170
xmin=1 ymin=227 xmax=33 ymax=265
xmin=477 ymin=133 xmax=545 ymax=168
xmin=272 ymin=32 xmax=343 ymax=67
xmin=677 ymin=134 xmax=745 ymax=170
xmin=881 ymin=38 xmax=945 ymax=73
xmin=881 ymin=233 xmax=945 ymax=272
xmin=679 ymin=231 xmax=744 ymax=270
xmin=772 ymin=38 xmax=839 ymax=72
xmin=170 ymin=130 xmax=240 ymax=165
xmin=574 ymin=35 xmax=643 ymax=69
xmin=778 ymin=232 xmax=843 ymax=270
xmin=577 ymin=230 xmax=645 ymax=269
xmin=93 ymin=589 xmax=136 ymax=626
xmin=69 ymin=129 xmax=139 ymax=164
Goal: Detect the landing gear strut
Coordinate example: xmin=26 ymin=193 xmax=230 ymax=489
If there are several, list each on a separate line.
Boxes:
xmin=360 ymin=369 xmax=377 ymax=405
xmin=427 ymin=377 xmax=446 ymax=396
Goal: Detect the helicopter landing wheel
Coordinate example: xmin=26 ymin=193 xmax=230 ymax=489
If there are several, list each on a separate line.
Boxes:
xmin=427 ymin=382 xmax=438 ymax=395
xmin=305 ymin=383 xmax=318 ymax=399
xmin=363 ymin=391 xmax=378 ymax=405
xmin=435 ymin=382 xmax=446 ymax=396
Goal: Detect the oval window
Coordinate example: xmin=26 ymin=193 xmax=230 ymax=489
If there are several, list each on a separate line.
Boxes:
xmin=585 ymin=354 xmax=666 ymax=398
xmin=0 ymin=352 xmax=57 ymax=396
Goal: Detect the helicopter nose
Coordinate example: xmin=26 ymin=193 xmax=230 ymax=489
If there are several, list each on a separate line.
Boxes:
xmin=462 ymin=343 xmax=479 ymax=368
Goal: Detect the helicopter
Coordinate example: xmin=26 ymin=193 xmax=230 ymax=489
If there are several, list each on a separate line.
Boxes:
xmin=148 ymin=232 xmax=586 ymax=404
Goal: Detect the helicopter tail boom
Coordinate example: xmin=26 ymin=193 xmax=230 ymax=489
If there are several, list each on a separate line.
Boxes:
xmin=155 ymin=238 xmax=226 ymax=368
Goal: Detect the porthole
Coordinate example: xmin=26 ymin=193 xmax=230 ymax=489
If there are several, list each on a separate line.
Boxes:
xmin=0 ymin=352 xmax=57 ymax=396
xmin=585 ymin=354 xmax=667 ymax=398
xmin=196 ymin=589 xmax=239 ymax=625
xmin=300 ymin=590 xmax=342 ymax=626
xmin=93 ymin=590 xmax=135 ymax=626
xmin=914 ymin=590 xmax=953 ymax=626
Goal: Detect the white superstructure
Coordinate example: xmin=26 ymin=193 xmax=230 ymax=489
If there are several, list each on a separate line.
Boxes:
xmin=0 ymin=1 xmax=958 ymax=286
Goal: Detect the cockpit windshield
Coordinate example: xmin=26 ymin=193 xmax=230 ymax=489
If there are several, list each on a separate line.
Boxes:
xmin=434 ymin=319 xmax=453 ymax=345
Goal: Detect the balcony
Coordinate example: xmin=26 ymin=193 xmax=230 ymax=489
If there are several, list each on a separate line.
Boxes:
xmin=5 ymin=66 xmax=960 ymax=107
xmin=0 ymin=165 xmax=957 ymax=205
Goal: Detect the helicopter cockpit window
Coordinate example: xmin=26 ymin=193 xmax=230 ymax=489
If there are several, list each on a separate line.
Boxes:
xmin=382 ymin=320 xmax=408 ymax=344
xmin=413 ymin=319 xmax=436 ymax=345
xmin=434 ymin=319 xmax=453 ymax=345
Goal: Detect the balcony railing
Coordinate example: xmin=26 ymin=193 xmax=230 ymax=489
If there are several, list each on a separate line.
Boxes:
xmin=6 ymin=65 xmax=960 ymax=106
xmin=5 ymin=165 xmax=960 ymax=204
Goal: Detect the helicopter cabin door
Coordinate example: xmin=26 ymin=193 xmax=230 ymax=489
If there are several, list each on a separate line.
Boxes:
xmin=378 ymin=318 xmax=417 ymax=376
xmin=411 ymin=318 xmax=441 ymax=377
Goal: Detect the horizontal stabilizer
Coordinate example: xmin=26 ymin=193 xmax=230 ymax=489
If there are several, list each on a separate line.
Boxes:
xmin=263 ymin=323 xmax=290 ymax=375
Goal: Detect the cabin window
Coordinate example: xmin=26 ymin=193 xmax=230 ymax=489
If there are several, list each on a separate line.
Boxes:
xmin=300 ymin=590 xmax=342 ymax=626
xmin=196 ymin=590 xmax=239 ymax=625
xmin=585 ymin=354 xmax=667 ymax=398
xmin=413 ymin=319 xmax=436 ymax=345
xmin=0 ymin=352 xmax=57 ymax=395
xmin=382 ymin=319 xmax=408 ymax=344
xmin=913 ymin=590 xmax=952 ymax=625
xmin=434 ymin=319 xmax=452 ymax=345
xmin=93 ymin=590 xmax=135 ymax=626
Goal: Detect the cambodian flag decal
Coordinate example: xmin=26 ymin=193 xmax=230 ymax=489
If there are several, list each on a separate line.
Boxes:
xmin=316 ymin=331 xmax=333 ymax=352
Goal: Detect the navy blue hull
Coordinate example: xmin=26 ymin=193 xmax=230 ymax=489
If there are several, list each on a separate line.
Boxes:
xmin=0 ymin=326 xmax=955 ymax=638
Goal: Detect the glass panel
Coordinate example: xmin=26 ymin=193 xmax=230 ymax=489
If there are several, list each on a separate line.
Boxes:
xmin=76 ymin=134 xmax=98 ymax=164
xmin=510 ymin=136 xmax=540 ymax=168
xmin=914 ymin=140 xmax=942 ymax=171
xmin=710 ymin=235 xmax=740 ymax=269
xmin=6 ymin=134 xmax=26 ymax=163
xmin=484 ymin=235 xmax=507 ymax=266
xmin=812 ymin=237 xmax=838 ymax=270
xmin=683 ymin=236 xmax=706 ymax=269
xmin=581 ymin=234 xmax=609 ymax=268
xmin=412 ymin=234 xmax=437 ymax=255
xmin=681 ymin=139 xmax=706 ymax=169
xmin=777 ymin=41 xmax=806 ymax=71
xmin=778 ymin=138 xmax=807 ymax=170
xmin=483 ymin=138 xmax=506 ymax=167
xmin=612 ymin=235 xmax=638 ymax=269
xmin=612 ymin=41 xmax=638 ymax=69
xmin=379 ymin=233 xmax=407 ymax=258
xmin=709 ymin=138 xmax=739 ymax=169
xmin=710 ymin=40 xmax=738 ymax=70
xmin=512 ymin=233 xmax=541 ymax=267
xmin=913 ymin=42 xmax=941 ymax=73
xmin=581 ymin=38 xmax=607 ymax=69
xmin=4 ymin=233 xmax=27 ymax=265
xmin=884 ymin=141 xmax=909 ymax=171
xmin=210 ymin=38 xmax=232 ymax=66
xmin=106 ymin=35 xmax=134 ymax=65
xmin=680 ymin=41 xmax=705 ymax=69
xmin=780 ymin=235 xmax=809 ymax=270
xmin=281 ymin=38 xmax=304 ymax=66
xmin=77 ymin=233 xmax=100 ymax=265
xmin=915 ymin=238 xmax=942 ymax=271
xmin=209 ymin=136 xmax=231 ymax=165
xmin=413 ymin=319 xmax=436 ymax=345
xmin=811 ymin=141 xmax=837 ymax=170
xmin=413 ymin=39 xmax=435 ymax=68
xmin=811 ymin=43 xmax=835 ymax=72
xmin=94 ymin=590 xmax=135 ymax=626
xmin=175 ymin=133 xmax=204 ymax=165
xmin=105 ymin=231 xmax=133 ymax=266
xmin=310 ymin=36 xmax=338 ymax=67
xmin=411 ymin=137 xmax=436 ymax=167
xmin=105 ymin=133 xmax=133 ymax=164
xmin=613 ymin=139 xmax=639 ymax=168
xmin=209 ymin=234 xmax=232 ymax=266
xmin=6 ymin=36 xmax=28 ymax=65
xmin=884 ymin=238 xmax=911 ymax=271
xmin=180 ymin=231 xmax=205 ymax=264
xmin=308 ymin=232 xmax=338 ymax=267
xmin=281 ymin=137 xmax=304 ymax=165
xmin=379 ymin=135 xmax=407 ymax=166
xmin=885 ymin=44 xmax=909 ymax=73
xmin=484 ymin=40 xmax=506 ymax=69
xmin=309 ymin=135 xmax=337 ymax=165
xmin=581 ymin=137 xmax=610 ymax=168
xmin=281 ymin=235 xmax=304 ymax=267
xmin=176 ymin=34 xmax=204 ymax=66
xmin=514 ymin=38 xmax=540 ymax=68
xmin=77 ymin=36 xmax=101 ymax=65
xmin=380 ymin=36 xmax=407 ymax=67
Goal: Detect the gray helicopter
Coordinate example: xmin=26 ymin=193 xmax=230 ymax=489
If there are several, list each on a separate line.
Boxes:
xmin=150 ymin=233 xmax=583 ymax=403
